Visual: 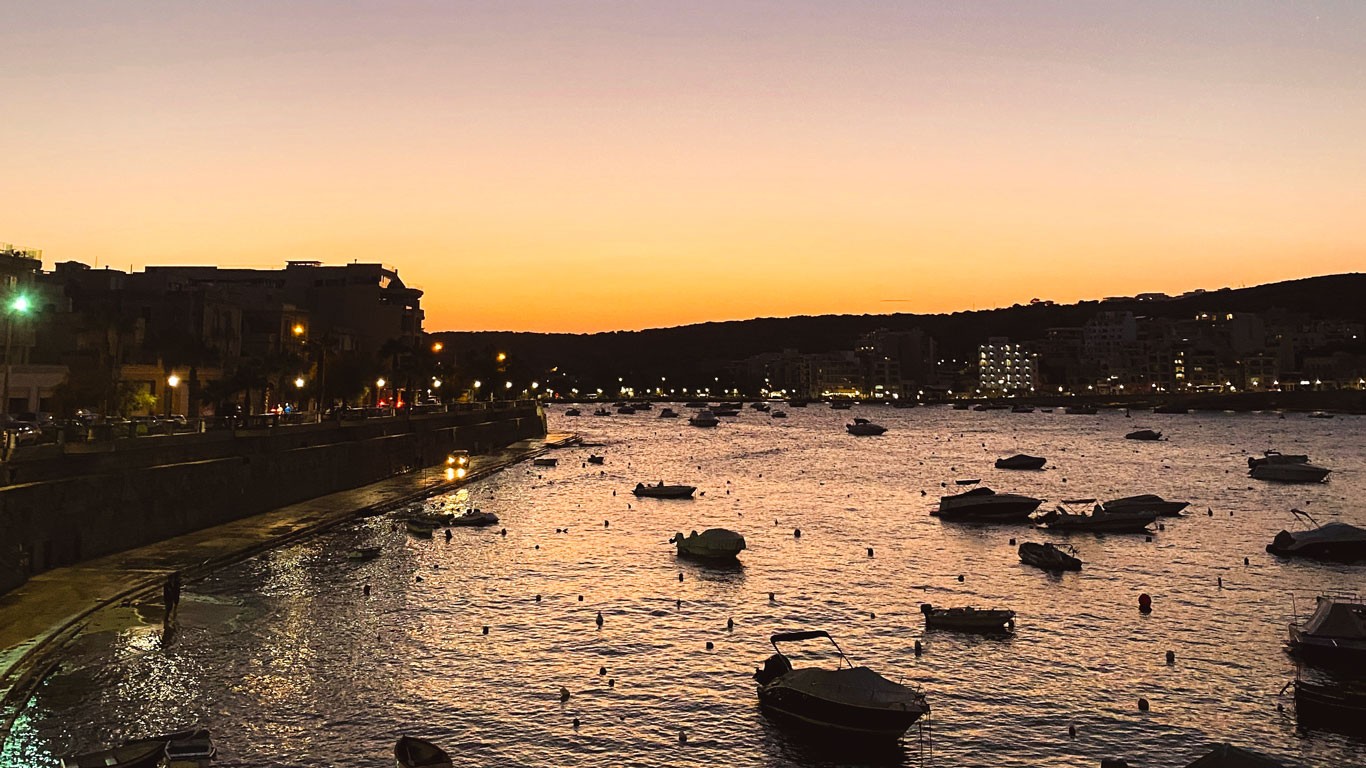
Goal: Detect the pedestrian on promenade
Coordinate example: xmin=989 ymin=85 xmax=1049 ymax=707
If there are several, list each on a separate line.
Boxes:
xmin=163 ymin=571 xmax=182 ymax=630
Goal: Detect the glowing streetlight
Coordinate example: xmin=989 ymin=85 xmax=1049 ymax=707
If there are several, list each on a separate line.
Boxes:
xmin=292 ymin=324 xmax=305 ymax=337
xmin=497 ymin=352 xmax=507 ymax=363
xmin=165 ymin=373 xmax=181 ymax=417
xmin=294 ymin=377 xmax=305 ymax=389
xmin=376 ymin=378 xmax=386 ymax=388
xmin=432 ymin=342 xmax=443 ymax=353
xmin=167 ymin=374 xmax=181 ymax=388
xmin=2 ymin=294 xmax=31 ymax=416
xmin=432 ymin=378 xmax=442 ymax=388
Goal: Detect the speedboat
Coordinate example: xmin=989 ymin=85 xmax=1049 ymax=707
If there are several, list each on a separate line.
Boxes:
xmin=564 ymin=408 xmax=581 ymax=416
xmin=1010 ymin=405 xmax=1034 ymax=413
xmin=933 ymin=485 xmax=1042 ymax=522
xmin=406 ymin=518 xmax=435 ymax=537
xmin=449 ymin=509 xmax=499 ymax=527
xmin=1294 ymin=678 xmax=1366 ymax=733
xmin=684 ymin=400 xmax=708 ymax=408
xmin=587 ymin=454 xmax=605 ymax=464
xmin=1103 ymin=494 xmax=1189 ymax=517
xmin=845 ymin=419 xmax=887 ymax=436
xmin=1034 ymin=501 xmax=1157 ymax=533
xmin=616 ymin=405 xmax=636 ymax=414
xmin=394 ymin=736 xmax=453 ymax=768
xmin=1248 ymin=450 xmax=1310 ymax=469
xmin=951 ymin=402 xmax=969 ymax=410
xmin=593 ymin=408 xmax=611 ymax=416
xmin=689 ymin=409 xmax=720 ymax=427
xmin=711 ymin=407 xmax=741 ymax=417
xmin=1153 ymin=404 xmax=1188 ymax=414
xmin=1251 ymin=462 xmax=1330 ymax=483
xmin=1125 ymin=429 xmax=1163 ymax=441
xmin=1267 ymin=512 xmax=1366 ymax=561
xmin=771 ymin=410 xmax=787 ymax=419
xmin=920 ymin=603 xmax=1015 ymax=633
xmin=751 ymin=402 xmax=770 ymax=412
xmin=1288 ymin=595 xmax=1366 ymax=664
xmin=1064 ymin=405 xmax=1097 ymax=415
xmin=632 ymin=401 xmax=653 ymax=410
xmin=672 ymin=528 xmax=746 ymax=560
xmin=753 ymin=630 xmax=929 ymax=740
xmin=787 ymin=399 xmax=809 ymax=408
xmin=995 ymin=454 xmax=1046 ymax=470
xmin=658 ymin=408 xmax=678 ymax=418
xmin=830 ymin=401 xmax=853 ymax=410
xmin=1018 ymin=542 xmax=1081 ymax=571
xmin=632 ymin=482 xmax=696 ymax=499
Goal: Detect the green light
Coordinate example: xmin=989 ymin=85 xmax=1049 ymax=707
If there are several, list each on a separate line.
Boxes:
xmin=10 ymin=296 xmax=30 ymax=314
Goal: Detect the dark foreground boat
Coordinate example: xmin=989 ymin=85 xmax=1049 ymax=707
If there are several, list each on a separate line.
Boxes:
xmin=933 ymin=486 xmax=1042 ymax=522
xmin=62 ymin=729 xmax=213 ymax=768
xmin=1287 ymin=595 xmax=1366 ymax=664
xmin=1103 ymin=494 xmax=1189 ymax=517
xmin=1018 ymin=541 xmax=1082 ymax=571
xmin=754 ymin=630 xmax=928 ymax=740
xmin=1267 ymin=512 xmax=1366 ymax=561
xmin=995 ymin=454 xmax=1046 ymax=470
xmin=1294 ymin=678 xmax=1366 ymax=734
xmin=1183 ymin=742 xmax=1285 ymax=768
xmin=1125 ymin=429 xmax=1162 ymax=441
xmin=921 ymin=603 xmax=1015 ymax=633
xmin=395 ymin=736 xmax=453 ymax=768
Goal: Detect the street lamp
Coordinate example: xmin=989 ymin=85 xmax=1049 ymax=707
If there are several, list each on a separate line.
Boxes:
xmin=432 ymin=342 xmax=443 ymax=353
xmin=294 ymin=377 xmax=305 ymax=389
xmin=166 ymin=373 xmax=180 ymax=417
xmin=1 ymin=294 xmax=31 ymax=416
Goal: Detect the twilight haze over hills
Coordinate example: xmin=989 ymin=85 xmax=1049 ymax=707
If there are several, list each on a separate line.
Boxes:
xmin=3 ymin=2 xmax=1364 ymax=332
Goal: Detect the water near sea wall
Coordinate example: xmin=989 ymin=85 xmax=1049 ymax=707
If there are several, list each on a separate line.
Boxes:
xmin=0 ymin=405 xmax=545 ymax=594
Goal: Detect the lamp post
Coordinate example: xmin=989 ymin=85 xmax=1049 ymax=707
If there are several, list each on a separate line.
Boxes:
xmin=2 ymin=294 xmax=31 ymax=416
xmin=376 ymin=377 xmax=386 ymax=408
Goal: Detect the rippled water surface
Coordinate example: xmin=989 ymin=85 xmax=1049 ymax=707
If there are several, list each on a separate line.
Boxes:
xmin=7 ymin=406 xmax=1366 ymax=767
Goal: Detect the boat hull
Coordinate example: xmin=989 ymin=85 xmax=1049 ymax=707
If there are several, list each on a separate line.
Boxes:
xmin=1295 ymin=680 xmax=1366 ymax=734
xmin=757 ymin=684 xmax=925 ymax=740
xmin=934 ymin=499 xmax=1041 ymax=521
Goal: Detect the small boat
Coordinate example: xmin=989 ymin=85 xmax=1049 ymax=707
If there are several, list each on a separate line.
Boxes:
xmin=829 ymin=401 xmax=853 ymax=410
xmin=163 ymin=730 xmax=216 ymax=763
xmin=951 ymin=402 xmax=969 ymax=410
xmin=616 ymin=405 xmax=636 ymax=414
xmin=1267 ymin=511 xmax=1366 ymax=561
xmin=1294 ymin=678 xmax=1366 ymax=733
xmin=995 ymin=454 xmax=1046 ymax=470
xmin=689 ymin=409 xmax=720 ymax=428
xmin=449 ymin=509 xmax=499 ymax=527
xmin=1010 ymin=405 xmax=1035 ymax=413
xmin=1018 ymin=542 xmax=1082 ymax=571
xmin=1153 ymin=404 xmax=1188 ymax=414
xmin=632 ymin=401 xmax=653 ymax=410
xmin=658 ymin=408 xmax=678 ymax=418
xmin=1064 ymin=405 xmax=1098 ymax=415
xmin=395 ymin=736 xmax=454 ymax=768
xmin=633 ymin=482 xmax=697 ymax=499
xmin=533 ymin=457 xmax=558 ymax=467
xmin=673 ymin=528 xmax=746 ymax=560
xmin=564 ymin=408 xmax=581 ymax=416
xmin=1247 ymin=450 xmax=1310 ymax=469
xmin=1103 ymin=494 xmax=1189 ymax=517
xmin=684 ymin=401 xmax=709 ymax=408
xmin=921 ymin=603 xmax=1015 ymax=633
xmin=406 ymin=519 xmax=435 ymax=537
xmin=62 ymin=729 xmax=213 ymax=768
xmin=787 ymin=399 xmax=809 ymax=408
xmin=1038 ymin=407 xmax=1054 ymax=413
xmin=592 ymin=408 xmax=611 ymax=416
xmin=1308 ymin=411 xmax=1335 ymax=419
xmin=1034 ymin=502 xmax=1156 ymax=533
xmin=771 ymin=410 xmax=787 ymax=419
xmin=845 ymin=420 xmax=887 ymax=436
xmin=587 ymin=454 xmax=605 ymax=465
xmin=711 ymin=407 xmax=741 ymax=417
xmin=348 ymin=545 xmax=382 ymax=561
xmin=933 ymin=486 xmax=1042 ymax=522
xmin=751 ymin=402 xmax=770 ymax=412
xmin=1250 ymin=461 xmax=1330 ymax=483
xmin=1183 ymin=743 xmax=1286 ymax=768
xmin=1125 ymin=429 xmax=1162 ymax=441
xmin=1287 ymin=595 xmax=1366 ymax=664
xmin=753 ymin=630 xmax=929 ymax=740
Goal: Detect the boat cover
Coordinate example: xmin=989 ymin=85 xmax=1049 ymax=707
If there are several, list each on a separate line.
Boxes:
xmin=1302 ymin=597 xmax=1366 ymax=640
xmin=1183 ymin=743 xmax=1285 ymax=768
xmin=1285 ymin=522 xmax=1366 ymax=549
xmin=776 ymin=667 xmax=924 ymax=711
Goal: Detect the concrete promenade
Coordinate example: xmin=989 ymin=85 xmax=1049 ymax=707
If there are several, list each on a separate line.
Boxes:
xmin=0 ymin=431 xmax=576 ymax=740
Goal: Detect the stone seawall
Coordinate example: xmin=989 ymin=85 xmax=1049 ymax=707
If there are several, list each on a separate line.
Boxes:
xmin=0 ymin=404 xmax=545 ymax=595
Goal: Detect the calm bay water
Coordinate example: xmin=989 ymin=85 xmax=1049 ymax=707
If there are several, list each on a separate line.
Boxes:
xmin=6 ymin=405 xmax=1365 ymax=767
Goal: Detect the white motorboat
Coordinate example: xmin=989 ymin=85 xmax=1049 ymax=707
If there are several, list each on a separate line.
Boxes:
xmin=933 ymin=485 xmax=1042 ymax=522
xmin=672 ymin=528 xmax=746 ymax=560
xmin=753 ymin=630 xmax=929 ymax=740
xmin=689 ymin=409 xmax=720 ymax=428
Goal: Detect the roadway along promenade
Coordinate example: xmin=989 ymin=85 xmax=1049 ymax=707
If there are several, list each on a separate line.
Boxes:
xmin=0 ymin=431 xmax=576 ymax=742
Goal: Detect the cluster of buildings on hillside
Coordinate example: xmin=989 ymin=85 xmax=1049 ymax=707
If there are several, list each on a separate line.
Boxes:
xmin=731 ymin=311 xmax=1366 ymax=400
xmin=0 ymin=244 xmax=426 ymax=417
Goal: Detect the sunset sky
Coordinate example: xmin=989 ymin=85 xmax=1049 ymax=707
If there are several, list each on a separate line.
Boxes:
xmin=3 ymin=2 xmax=1363 ymax=332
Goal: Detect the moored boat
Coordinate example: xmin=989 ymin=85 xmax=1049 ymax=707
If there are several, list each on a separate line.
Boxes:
xmin=564 ymin=408 xmax=581 ymax=416
xmin=658 ymin=408 xmax=678 ymax=418
xmin=995 ymin=454 xmax=1046 ymax=470
xmin=1103 ymin=494 xmax=1189 ymax=517
xmin=1267 ymin=513 xmax=1366 ymax=561
xmin=587 ymin=454 xmax=605 ymax=464
xmin=1287 ymin=595 xmax=1366 ymax=664
xmin=1247 ymin=450 xmax=1310 ymax=469
xmin=933 ymin=486 xmax=1042 ymax=522
xmin=449 ymin=508 xmax=499 ymax=526
xmin=771 ymin=410 xmax=787 ymax=418
xmin=1294 ymin=678 xmax=1366 ymax=733
xmin=920 ymin=603 xmax=1015 ymax=633
xmin=348 ymin=545 xmax=382 ymax=561
xmin=845 ymin=419 xmax=887 ymax=436
xmin=592 ymin=408 xmax=611 ymax=416
xmin=406 ymin=518 xmax=435 ymax=537
xmin=1010 ymin=405 xmax=1034 ymax=413
xmin=633 ymin=482 xmax=697 ymax=499
xmin=616 ymin=405 xmax=636 ymax=414
xmin=753 ymin=630 xmax=929 ymax=740
xmin=689 ymin=409 xmax=720 ymax=427
xmin=1183 ymin=743 xmax=1286 ymax=768
xmin=1018 ymin=542 xmax=1081 ymax=571
xmin=1034 ymin=501 xmax=1157 ymax=533
xmin=62 ymin=729 xmax=213 ymax=768
xmin=533 ymin=457 xmax=558 ymax=467
xmin=395 ymin=736 xmax=454 ymax=768
xmin=830 ymin=401 xmax=853 ymax=410
xmin=673 ymin=528 xmax=746 ymax=560
xmin=1064 ymin=405 xmax=1098 ymax=415
xmin=1125 ymin=429 xmax=1162 ymax=441
xmin=1250 ymin=462 xmax=1330 ymax=483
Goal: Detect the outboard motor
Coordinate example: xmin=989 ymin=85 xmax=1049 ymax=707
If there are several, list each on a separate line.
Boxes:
xmin=754 ymin=653 xmax=792 ymax=685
